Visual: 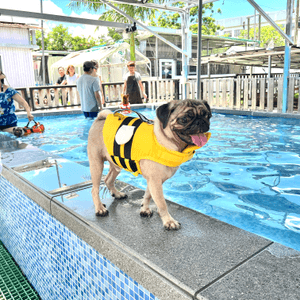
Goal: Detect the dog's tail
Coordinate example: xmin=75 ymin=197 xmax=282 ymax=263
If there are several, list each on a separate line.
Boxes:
xmin=96 ymin=109 xmax=113 ymax=121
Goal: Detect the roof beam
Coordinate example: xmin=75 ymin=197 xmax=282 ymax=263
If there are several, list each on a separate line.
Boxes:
xmin=203 ymin=48 xmax=300 ymax=64
xmin=246 ymin=0 xmax=294 ymax=45
xmin=71 ymin=0 xmax=184 ymax=13
xmin=71 ymin=0 xmax=218 ymax=14
xmin=0 ymin=8 xmax=128 ymax=28
xmin=100 ymin=0 xmax=188 ymax=56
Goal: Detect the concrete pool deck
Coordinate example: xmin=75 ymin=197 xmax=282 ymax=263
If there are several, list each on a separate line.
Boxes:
xmin=1 ymin=106 xmax=300 ymax=299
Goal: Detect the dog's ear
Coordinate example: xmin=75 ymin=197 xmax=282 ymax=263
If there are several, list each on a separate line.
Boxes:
xmin=156 ymin=103 xmax=172 ymax=129
xmin=201 ymin=100 xmax=212 ymax=118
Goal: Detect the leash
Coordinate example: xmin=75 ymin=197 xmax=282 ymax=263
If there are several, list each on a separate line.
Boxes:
xmin=113 ymin=109 xmax=154 ymax=125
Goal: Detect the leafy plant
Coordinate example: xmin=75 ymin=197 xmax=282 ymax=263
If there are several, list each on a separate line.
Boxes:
xmin=239 ymin=25 xmax=285 ymax=48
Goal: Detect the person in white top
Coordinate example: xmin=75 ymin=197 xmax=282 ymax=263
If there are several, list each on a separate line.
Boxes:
xmin=65 ymin=65 xmax=79 ymax=104
xmin=66 ymin=65 xmax=79 ymax=85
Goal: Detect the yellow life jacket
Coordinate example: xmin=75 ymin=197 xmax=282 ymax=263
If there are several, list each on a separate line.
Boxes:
xmin=103 ymin=112 xmax=211 ymax=176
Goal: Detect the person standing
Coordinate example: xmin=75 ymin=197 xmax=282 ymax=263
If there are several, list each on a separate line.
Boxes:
xmin=56 ymin=67 xmax=67 ymax=85
xmin=90 ymin=60 xmax=105 ymax=105
xmin=0 ymin=72 xmax=34 ymax=137
xmin=76 ymin=61 xmax=102 ymax=119
xmin=66 ymin=65 xmax=79 ymax=85
xmin=123 ymin=61 xmax=147 ymax=104
xmin=66 ymin=65 xmax=79 ymax=103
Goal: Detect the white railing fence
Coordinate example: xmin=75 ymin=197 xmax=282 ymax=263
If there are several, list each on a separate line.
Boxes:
xmin=15 ymin=79 xmax=180 ymax=112
xmin=187 ymin=77 xmax=300 ymax=113
xmin=14 ymin=78 xmax=300 ymax=114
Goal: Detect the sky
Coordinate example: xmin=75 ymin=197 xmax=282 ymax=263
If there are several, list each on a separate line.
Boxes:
xmin=0 ymin=0 xmax=290 ymax=37
xmin=212 ymin=0 xmax=287 ymax=20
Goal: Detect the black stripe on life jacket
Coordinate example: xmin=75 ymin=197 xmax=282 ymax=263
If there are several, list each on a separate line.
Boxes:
xmin=124 ymin=118 xmax=142 ymax=159
xmin=111 ymin=156 xmax=119 ymax=167
xmin=113 ymin=116 xmax=134 ymax=157
xmin=129 ymin=159 xmax=138 ymax=173
xmin=111 ymin=155 xmax=138 ymax=173
xmin=119 ymin=157 xmax=127 ymax=169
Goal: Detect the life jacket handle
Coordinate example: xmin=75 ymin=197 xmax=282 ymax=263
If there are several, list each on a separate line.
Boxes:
xmin=114 ymin=109 xmax=154 ymax=125
xmin=25 ymin=119 xmax=38 ymax=128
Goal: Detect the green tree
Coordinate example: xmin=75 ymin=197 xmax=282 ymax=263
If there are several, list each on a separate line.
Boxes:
xmin=239 ymin=25 xmax=285 ymax=48
xmin=107 ymin=28 xmax=123 ymax=42
xmin=35 ymin=30 xmax=49 ymax=49
xmin=69 ymin=0 xmax=222 ymax=35
xmin=190 ymin=3 xmax=222 ymax=34
xmin=70 ymin=35 xmax=106 ymax=51
xmin=46 ymin=24 xmax=72 ymax=51
xmin=69 ymin=0 xmax=157 ymax=24
xmin=150 ymin=2 xmax=222 ymax=35
xmin=35 ymin=25 xmax=108 ymax=51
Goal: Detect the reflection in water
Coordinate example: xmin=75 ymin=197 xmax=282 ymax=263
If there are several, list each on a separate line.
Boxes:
xmin=235 ymin=204 xmax=270 ymax=220
xmin=14 ymin=111 xmax=300 ymax=251
xmin=238 ymin=193 xmax=300 ymax=214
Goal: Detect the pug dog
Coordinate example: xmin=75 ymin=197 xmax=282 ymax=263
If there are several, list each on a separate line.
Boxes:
xmin=87 ymin=99 xmax=212 ymax=230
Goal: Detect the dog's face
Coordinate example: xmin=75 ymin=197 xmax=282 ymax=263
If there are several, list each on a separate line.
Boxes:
xmin=156 ymin=99 xmax=212 ymax=146
xmin=122 ymin=94 xmax=129 ymax=105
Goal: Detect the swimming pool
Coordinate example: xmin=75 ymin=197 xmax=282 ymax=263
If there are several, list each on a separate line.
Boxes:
xmin=16 ymin=109 xmax=300 ymax=251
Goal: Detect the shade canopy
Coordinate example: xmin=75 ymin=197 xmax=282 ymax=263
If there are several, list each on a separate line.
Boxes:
xmin=51 ymin=42 xmax=151 ymax=83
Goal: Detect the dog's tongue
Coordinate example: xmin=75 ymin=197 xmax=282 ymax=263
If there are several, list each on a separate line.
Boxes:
xmin=191 ymin=134 xmax=207 ymax=147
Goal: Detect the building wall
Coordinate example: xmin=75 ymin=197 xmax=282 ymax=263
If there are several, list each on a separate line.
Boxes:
xmin=216 ymin=10 xmax=287 ymax=39
xmin=0 ymin=26 xmax=35 ymax=88
xmin=0 ymin=26 xmax=31 ymax=45
xmin=0 ymin=47 xmax=35 ymax=88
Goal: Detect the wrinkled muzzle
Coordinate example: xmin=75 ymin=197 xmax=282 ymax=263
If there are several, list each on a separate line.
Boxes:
xmin=174 ymin=112 xmax=211 ymax=147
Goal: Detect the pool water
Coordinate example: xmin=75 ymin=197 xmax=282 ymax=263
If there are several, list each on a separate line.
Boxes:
xmin=16 ymin=110 xmax=300 ymax=251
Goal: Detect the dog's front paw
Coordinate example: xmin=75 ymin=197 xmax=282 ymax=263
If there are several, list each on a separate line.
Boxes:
xmin=112 ymin=191 xmax=128 ymax=200
xmin=163 ymin=219 xmax=181 ymax=231
xmin=95 ymin=204 xmax=109 ymax=217
xmin=140 ymin=207 xmax=153 ymax=218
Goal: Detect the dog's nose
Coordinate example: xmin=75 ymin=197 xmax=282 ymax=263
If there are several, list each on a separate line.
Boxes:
xmin=195 ymin=119 xmax=209 ymax=132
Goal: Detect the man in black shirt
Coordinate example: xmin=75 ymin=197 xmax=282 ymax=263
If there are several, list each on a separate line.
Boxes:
xmin=56 ymin=67 xmax=67 ymax=85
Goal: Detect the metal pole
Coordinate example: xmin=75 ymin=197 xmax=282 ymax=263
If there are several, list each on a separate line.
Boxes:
xmin=197 ymin=0 xmax=203 ymax=99
xmin=268 ymin=55 xmax=272 ymax=78
xmin=155 ymin=37 xmax=158 ymax=78
xmin=101 ymin=0 xmax=188 ymax=57
xmin=247 ymin=17 xmax=250 ymax=40
xmin=130 ymin=32 xmax=135 ymax=61
xmin=254 ymin=9 xmax=256 ymax=45
xmin=40 ymin=0 xmax=45 ymax=86
xmin=282 ymin=0 xmax=293 ymax=113
xmin=295 ymin=0 xmax=300 ymax=44
xmin=182 ymin=12 xmax=189 ymax=100
xmin=258 ymin=14 xmax=261 ymax=44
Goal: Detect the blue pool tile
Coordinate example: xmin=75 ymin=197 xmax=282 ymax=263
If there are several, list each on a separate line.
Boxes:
xmin=0 ymin=177 xmax=160 ymax=300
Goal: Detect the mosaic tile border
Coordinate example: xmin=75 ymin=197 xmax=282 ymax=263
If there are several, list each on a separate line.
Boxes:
xmin=0 ymin=177 xmax=158 ymax=300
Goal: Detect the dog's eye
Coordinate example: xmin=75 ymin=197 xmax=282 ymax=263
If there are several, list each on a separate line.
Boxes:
xmin=178 ymin=117 xmax=188 ymax=124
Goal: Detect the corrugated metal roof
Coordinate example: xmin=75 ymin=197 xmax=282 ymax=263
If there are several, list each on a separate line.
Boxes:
xmin=0 ymin=21 xmax=41 ymax=30
xmin=200 ymin=46 xmax=300 ymax=69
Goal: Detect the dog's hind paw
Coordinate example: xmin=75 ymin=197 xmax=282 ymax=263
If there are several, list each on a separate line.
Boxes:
xmin=163 ymin=220 xmax=181 ymax=231
xmin=112 ymin=192 xmax=128 ymax=200
xmin=95 ymin=204 xmax=109 ymax=217
xmin=140 ymin=209 xmax=153 ymax=218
